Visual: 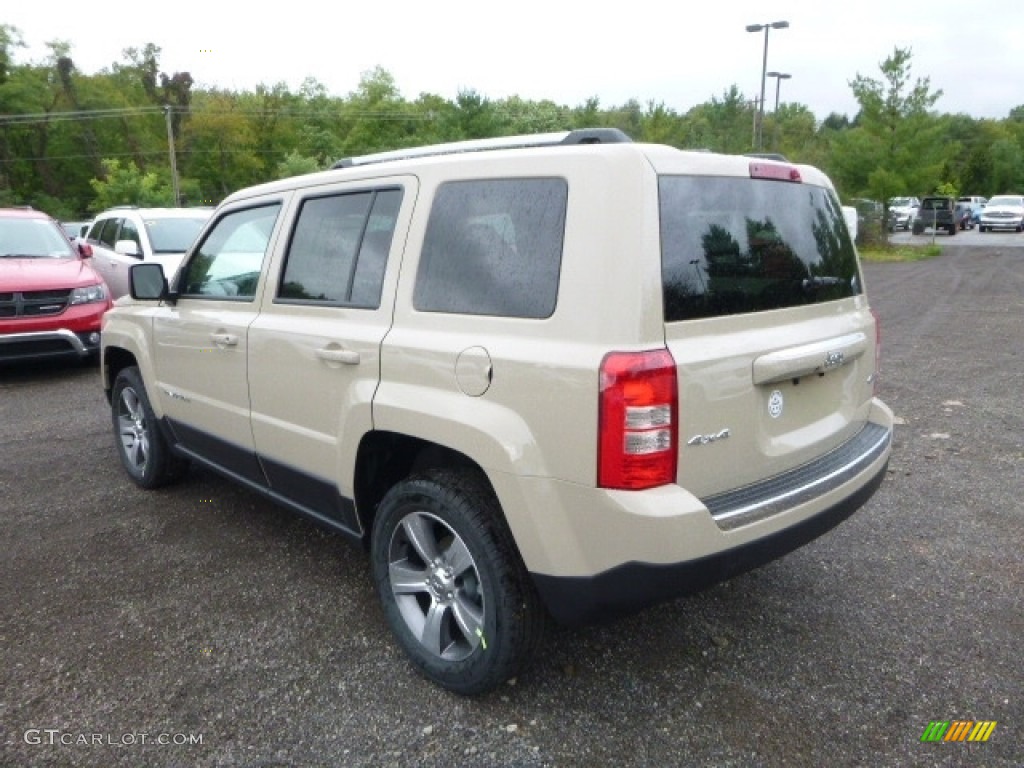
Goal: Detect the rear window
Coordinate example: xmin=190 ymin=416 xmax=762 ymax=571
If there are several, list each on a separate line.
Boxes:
xmin=660 ymin=176 xmax=861 ymax=322
xmin=414 ymin=178 xmax=567 ymax=319
xmin=145 ymin=216 xmax=209 ymax=253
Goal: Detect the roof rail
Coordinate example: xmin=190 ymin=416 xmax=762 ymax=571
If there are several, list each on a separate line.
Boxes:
xmin=331 ymin=127 xmax=632 ymax=169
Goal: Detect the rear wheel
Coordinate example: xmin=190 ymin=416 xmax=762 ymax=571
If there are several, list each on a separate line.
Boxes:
xmin=370 ymin=469 xmax=545 ymax=695
xmin=111 ymin=366 xmax=188 ymax=489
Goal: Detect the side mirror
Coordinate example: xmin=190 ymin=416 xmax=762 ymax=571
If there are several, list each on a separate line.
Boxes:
xmin=77 ymin=242 xmax=94 ymax=259
xmin=115 ymin=239 xmax=142 ymax=258
xmin=130 ymin=263 xmax=169 ymax=301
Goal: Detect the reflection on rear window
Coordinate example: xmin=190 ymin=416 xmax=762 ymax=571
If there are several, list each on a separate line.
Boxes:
xmin=660 ymin=176 xmax=861 ymax=322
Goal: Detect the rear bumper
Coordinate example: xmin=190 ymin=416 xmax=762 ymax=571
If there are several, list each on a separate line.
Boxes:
xmin=503 ymin=404 xmax=893 ymax=626
xmin=532 ymin=462 xmax=886 ymax=625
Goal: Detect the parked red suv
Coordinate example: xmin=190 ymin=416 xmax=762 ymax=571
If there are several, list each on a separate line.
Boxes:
xmin=0 ymin=208 xmax=112 ymax=364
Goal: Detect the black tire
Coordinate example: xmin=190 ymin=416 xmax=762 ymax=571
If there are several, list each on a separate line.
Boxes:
xmin=370 ymin=468 xmax=545 ymax=695
xmin=912 ymin=225 xmax=923 ymax=235
xmin=948 ymin=225 xmax=957 ymax=236
xmin=111 ymin=366 xmax=188 ymax=489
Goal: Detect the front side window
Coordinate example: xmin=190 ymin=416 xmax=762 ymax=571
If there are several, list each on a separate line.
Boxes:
xmin=414 ymin=178 xmax=567 ymax=319
xmin=660 ymin=176 xmax=862 ymax=322
xmin=96 ymin=218 xmax=121 ymax=248
xmin=277 ymin=188 xmax=401 ymax=308
xmin=119 ymin=218 xmax=142 ymax=255
xmin=179 ymin=204 xmax=281 ymax=300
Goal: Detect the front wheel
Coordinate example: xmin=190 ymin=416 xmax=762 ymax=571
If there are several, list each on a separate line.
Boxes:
xmin=370 ymin=469 xmax=545 ymax=695
xmin=111 ymin=366 xmax=188 ymax=489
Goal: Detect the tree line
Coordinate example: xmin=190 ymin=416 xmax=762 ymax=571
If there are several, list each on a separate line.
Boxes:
xmin=1 ymin=26 xmax=1023 ymax=222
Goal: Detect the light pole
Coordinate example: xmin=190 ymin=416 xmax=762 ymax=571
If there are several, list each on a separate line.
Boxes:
xmin=164 ymin=105 xmax=180 ymax=206
xmin=746 ymin=20 xmax=789 ymax=151
xmin=766 ymin=71 xmax=791 ymax=152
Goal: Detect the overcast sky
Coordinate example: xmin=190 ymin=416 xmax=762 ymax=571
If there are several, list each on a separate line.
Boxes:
xmin=6 ymin=1 xmax=1021 ymax=122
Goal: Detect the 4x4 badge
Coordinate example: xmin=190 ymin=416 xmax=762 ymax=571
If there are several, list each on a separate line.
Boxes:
xmin=768 ymin=390 xmax=784 ymax=419
xmin=687 ymin=429 xmax=731 ymax=446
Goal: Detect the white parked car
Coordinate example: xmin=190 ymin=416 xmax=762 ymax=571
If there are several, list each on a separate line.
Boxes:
xmin=84 ymin=207 xmax=213 ymax=298
xmin=887 ymin=196 xmax=920 ymax=231
xmin=978 ymin=195 xmax=1024 ymax=233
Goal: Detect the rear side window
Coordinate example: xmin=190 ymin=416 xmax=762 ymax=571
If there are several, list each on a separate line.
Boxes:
xmin=660 ymin=176 xmax=861 ymax=322
xmin=414 ymin=178 xmax=567 ymax=318
xmin=278 ymin=188 xmax=401 ymax=308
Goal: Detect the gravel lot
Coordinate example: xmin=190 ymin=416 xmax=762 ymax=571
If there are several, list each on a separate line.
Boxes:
xmin=2 ymin=243 xmax=1021 ymax=767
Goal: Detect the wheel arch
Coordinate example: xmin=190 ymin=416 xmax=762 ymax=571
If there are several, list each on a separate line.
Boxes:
xmin=353 ymin=431 xmax=496 ymax=546
xmin=102 ymin=346 xmax=139 ymax=403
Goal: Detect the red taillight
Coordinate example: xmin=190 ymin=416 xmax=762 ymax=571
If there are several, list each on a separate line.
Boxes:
xmin=598 ymin=349 xmax=678 ymax=490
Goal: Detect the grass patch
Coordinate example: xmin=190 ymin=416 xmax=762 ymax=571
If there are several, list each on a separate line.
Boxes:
xmin=859 ymin=242 xmax=943 ymax=262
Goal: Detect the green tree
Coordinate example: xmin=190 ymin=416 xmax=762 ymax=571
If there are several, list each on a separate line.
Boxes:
xmin=89 ymin=158 xmax=175 ymax=210
xmin=340 ymin=67 xmax=421 ymax=155
xmin=275 ymin=150 xmax=321 ymax=179
xmin=678 ymin=86 xmax=753 ymax=154
xmin=183 ymin=89 xmax=264 ymax=200
xmin=988 ymin=138 xmax=1024 ymax=193
xmin=829 ymin=46 xmax=945 ymax=236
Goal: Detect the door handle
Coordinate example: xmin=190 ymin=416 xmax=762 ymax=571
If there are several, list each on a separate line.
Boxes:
xmin=315 ymin=347 xmax=360 ymax=365
xmin=210 ymin=332 xmax=238 ymax=347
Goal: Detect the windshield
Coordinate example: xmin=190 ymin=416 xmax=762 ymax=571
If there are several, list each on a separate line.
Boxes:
xmin=987 ymin=196 xmax=1023 ymax=207
xmin=0 ymin=218 xmax=77 ymax=259
xmin=889 ymin=198 xmax=915 ymax=207
xmin=144 ymin=216 xmax=209 ymax=253
xmin=660 ymin=176 xmax=862 ymax=322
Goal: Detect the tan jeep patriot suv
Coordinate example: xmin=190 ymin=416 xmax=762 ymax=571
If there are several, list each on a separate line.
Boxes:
xmin=101 ymin=128 xmax=893 ymax=694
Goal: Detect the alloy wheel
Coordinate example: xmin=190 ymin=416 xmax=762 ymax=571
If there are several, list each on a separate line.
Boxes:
xmin=117 ymin=386 xmax=150 ymax=475
xmin=387 ymin=511 xmax=485 ymax=662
